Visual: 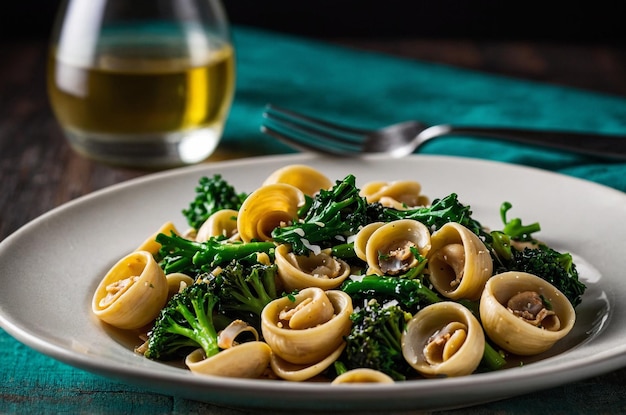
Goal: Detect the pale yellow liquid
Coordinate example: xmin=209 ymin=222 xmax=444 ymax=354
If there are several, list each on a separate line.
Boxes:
xmin=47 ymin=44 xmax=235 ymax=167
xmin=48 ymin=45 xmax=235 ymax=134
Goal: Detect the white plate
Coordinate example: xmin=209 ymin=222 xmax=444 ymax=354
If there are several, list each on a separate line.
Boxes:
xmin=1 ymin=154 xmax=625 ymax=412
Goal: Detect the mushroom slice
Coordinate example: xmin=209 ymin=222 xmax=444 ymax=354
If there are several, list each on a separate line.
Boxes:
xmin=364 ymin=219 xmax=431 ymax=275
xmin=427 ymin=222 xmax=493 ymax=301
xmin=507 ymin=291 xmax=561 ymax=330
xmin=261 ymin=288 xmax=353 ymax=365
xmin=331 ymin=368 xmax=395 ymax=385
xmin=237 ymin=183 xmax=305 ymax=243
xmin=217 ymin=319 xmax=260 ymax=349
xmin=262 ymin=164 xmax=333 ymax=197
xmin=185 ymin=341 xmax=271 ymax=379
xmin=402 ymin=302 xmax=485 ymax=378
xmin=480 ymin=271 xmax=576 ymax=356
xmin=92 ymin=251 xmax=168 ymax=330
xmin=275 ymin=244 xmax=351 ymax=291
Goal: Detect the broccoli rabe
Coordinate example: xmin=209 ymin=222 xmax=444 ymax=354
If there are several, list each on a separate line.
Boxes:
xmin=342 ymin=299 xmax=413 ymax=381
xmin=341 ymin=274 xmax=442 ymax=312
xmin=183 ymin=174 xmax=247 ymax=230
xmin=340 ymin=273 xmax=507 ymax=372
xmin=383 ymin=193 xmax=488 ymax=239
xmin=497 ymin=201 xmax=542 ymax=242
xmin=156 ymin=232 xmax=275 ymax=275
xmin=489 ymin=202 xmax=586 ymax=307
xmin=494 ymin=244 xmax=586 ymax=308
xmin=271 ymin=174 xmax=371 ymax=255
xmin=209 ymin=261 xmax=279 ymax=323
xmin=144 ymin=282 xmax=222 ymax=361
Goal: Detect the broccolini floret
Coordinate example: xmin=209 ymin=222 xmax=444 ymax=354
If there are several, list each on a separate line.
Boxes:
xmin=183 ymin=174 xmax=247 ymax=230
xmin=271 ymin=174 xmax=372 ymax=255
xmin=489 ymin=202 xmax=586 ymax=307
xmin=144 ymin=282 xmax=221 ymax=361
xmin=494 ymin=244 xmax=586 ymax=308
xmin=342 ymin=299 xmax=413 ymax=381
xmin=209 ymin=261 xmax=279 ymax=324
xmin=341 ymin=274 xmax=442 ymax=312
xmin=156 ymin=232 xmax=275 ymax=275
xmin=382 ymin=193 xmax=488 ymax=239
xmin=340 ymin=274 xmax=507 ymax=372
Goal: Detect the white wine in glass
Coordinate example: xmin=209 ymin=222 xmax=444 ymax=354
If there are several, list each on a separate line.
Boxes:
xmin=48 ymin=0 xmax=235 ymax=168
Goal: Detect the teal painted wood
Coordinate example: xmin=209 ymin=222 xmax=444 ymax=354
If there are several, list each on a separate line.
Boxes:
xmin=4 ymin=327 xmax=626 ymax=413
xmin=0 ymin=328 xmax=250 ymax=414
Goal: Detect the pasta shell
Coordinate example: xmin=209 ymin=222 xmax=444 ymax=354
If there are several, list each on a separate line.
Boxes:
xmin=331 ymin=368 xmax=395 ymax=384
xmin=165 ymin=272 xmax=195 ymax=298
xmin=402 ymin=301 xmax=485 ymax=377
xmin=479 ymin=271 xmax=576 ymax=356
xmin=261 ymin=288 xmax=353 ymax=365
xmin=275 ymin=244 xmax=351 ymax=291
xmin=427 ymin=222 xmax=493 ymax=301
xmin=353 ymin=222 xmax=384 ymax=262
xmin=364 ymin=219 xmax=431 ymax=275
xmin=237 ymin=183 xmax=305 ymax=243
xmin=135 ymin=221 xmax=179 ymax=256
xmin=269 ymin=343 xmax=346 ymax=382
xmin=185 ymin=341 xmax=271 ymax=379
xmin=263 ymin=164 xmax=333 ymax=196
xmin=195 ymin=209 xmax=239 ymax=242
xmin=360 ymin=180 xmax=429 ymax=209
xmin=92 ymin=251 xmax=168 ymax=330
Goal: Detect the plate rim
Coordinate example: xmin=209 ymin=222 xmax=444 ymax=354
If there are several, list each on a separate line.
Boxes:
xmin=2 ymin=153 xmax=626 ymax=411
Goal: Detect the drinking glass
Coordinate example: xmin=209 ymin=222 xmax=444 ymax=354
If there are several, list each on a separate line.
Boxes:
xmin=47 ymin=0 xmax=235 ymax=168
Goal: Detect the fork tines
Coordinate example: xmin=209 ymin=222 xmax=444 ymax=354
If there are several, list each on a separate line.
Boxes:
xmin=261 ymin=104 xmax=366 ymax=156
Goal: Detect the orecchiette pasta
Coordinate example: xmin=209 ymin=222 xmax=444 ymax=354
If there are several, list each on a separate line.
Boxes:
xmin=269 ymin=342 xmax=346 ymax=382
xmin=261 ymin=287 xmax=353 ymax=365
xmin=237 ymin=183 xmax=305 ymax=243
xmin=361 ymin=219 xmax=431 ymax=275
xmin=331 ymin=368 xmax=395 ymax=384
xmin=92 ymin=250 xmax=168 ymax=330
xmin=135 ymin=221 xmax=179 ymax=255
xmin=427 ymin=222 xmax=493 ymax=301
xmin=262 ymin=164 xmax=333 ymax=196
xmin=402 ymin=302 xmax=485 ymax=377
xmin=275 ymin=244 xmax=351 ymax=291
xmin=480 ymin=272 xmax=576 ymax=356
xmin=360 ymin=180 xmax=429 ymax=209
xmin=164 ymin=272 xmax=195 ymax=298
xmin=195 ymin=209 xmax=239 ymax=242
xmin=185 ymin=341 xmax=272 ymax=379
xmin=92 ymin=163 xmax=582 ymax=384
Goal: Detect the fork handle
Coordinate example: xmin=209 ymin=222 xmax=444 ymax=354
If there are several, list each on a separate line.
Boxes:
xmin=425 ymin=125 xmax=626 ymax=160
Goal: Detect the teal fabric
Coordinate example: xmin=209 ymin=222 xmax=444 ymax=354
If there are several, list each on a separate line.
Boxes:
xmin=3 ymin=25 xmax=626 ymax=414
xmin=224 ymin=26 xmax=626 ymax=193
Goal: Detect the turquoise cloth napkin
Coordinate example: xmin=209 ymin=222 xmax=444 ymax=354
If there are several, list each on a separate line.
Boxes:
xmin=3 ymin=25 xmax=626 ymax=414
xmin=224 ymin=26 xmax=626 ymax=193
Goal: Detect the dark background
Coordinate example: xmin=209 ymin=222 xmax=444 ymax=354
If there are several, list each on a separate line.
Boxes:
xmin=2 ymin=0 xmax=625 ymax=43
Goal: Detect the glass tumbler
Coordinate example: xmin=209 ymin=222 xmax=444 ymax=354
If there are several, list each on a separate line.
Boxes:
xmin=47 ymin=0 xmax=235 ymax=168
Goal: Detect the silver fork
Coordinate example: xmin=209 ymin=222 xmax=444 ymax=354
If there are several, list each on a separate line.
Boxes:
xmin=260 ymin=104 xmax=626 ymax=160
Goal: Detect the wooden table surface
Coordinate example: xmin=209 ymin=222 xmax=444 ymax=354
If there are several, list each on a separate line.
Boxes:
xmin=1 ymin=33 xmax=626 ymax=413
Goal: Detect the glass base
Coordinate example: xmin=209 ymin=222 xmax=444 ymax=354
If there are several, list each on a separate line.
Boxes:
xmin=63 ymin=126 xmax=223 ymax=169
